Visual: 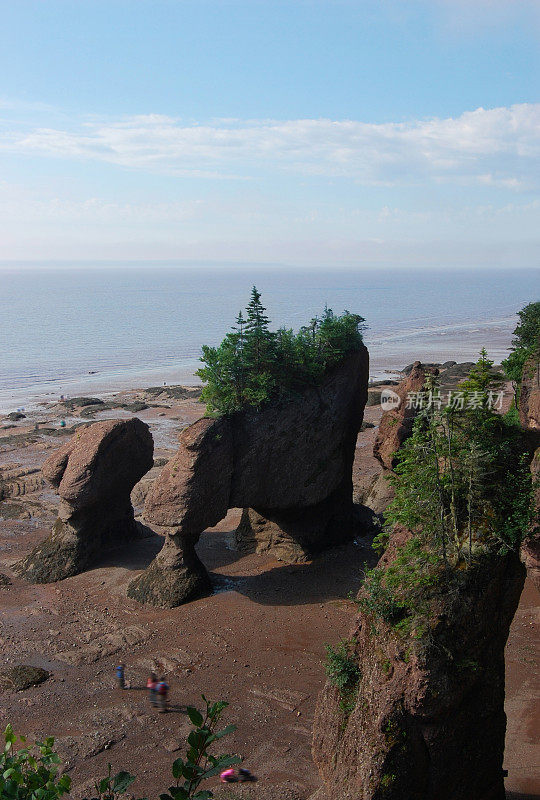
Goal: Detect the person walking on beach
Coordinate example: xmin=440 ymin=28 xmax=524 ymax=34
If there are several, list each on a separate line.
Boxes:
xmin=147 ymin=671 xmax=158 ymax=707
xmin=156 ymin=676 xmax=169 ymax=713
xmin=116 ymin=662 xmax=126 ymax=690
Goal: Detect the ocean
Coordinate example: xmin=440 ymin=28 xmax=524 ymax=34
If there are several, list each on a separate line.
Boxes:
xmin=0 ymin=266 xmax=538 ymax=411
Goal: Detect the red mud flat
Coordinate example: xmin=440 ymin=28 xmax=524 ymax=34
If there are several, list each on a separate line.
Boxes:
xmin=0 ymin=511 xmax=370 ymax=800
xmin=0 ymin=383 xmax=538 ymax=800
xmin=0 ymin=512 xmax=538 ymax=800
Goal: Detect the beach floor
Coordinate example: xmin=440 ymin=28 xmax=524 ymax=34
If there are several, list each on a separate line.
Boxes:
xmin=0 ymin=386 xmax=538 ymax=799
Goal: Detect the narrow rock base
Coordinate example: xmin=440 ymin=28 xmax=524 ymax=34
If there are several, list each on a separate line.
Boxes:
xmin=127 ymin=539 xmax=212 ymax=607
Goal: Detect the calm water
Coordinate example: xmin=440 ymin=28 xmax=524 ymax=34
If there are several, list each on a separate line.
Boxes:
xmin=0 ymin=266 xmax=538 ymax=410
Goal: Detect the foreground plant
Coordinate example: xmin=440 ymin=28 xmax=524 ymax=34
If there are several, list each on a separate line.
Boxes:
xmin=3 ymin=697 xmax=239 ymax=800
xmin=0 ymin=724 xmax=71 ymax=800
xmin=159 ymin=696 xmax=240 ymax=800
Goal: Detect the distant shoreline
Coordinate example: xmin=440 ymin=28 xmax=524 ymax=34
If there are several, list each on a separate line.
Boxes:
xmin=0 ymin=348 xmax=508 ymax=416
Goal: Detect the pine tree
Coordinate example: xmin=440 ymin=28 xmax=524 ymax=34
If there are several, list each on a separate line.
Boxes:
xmin=244 ymin=286 xmax=273 ymax=374
xmin=502 ymin=301 xmax=540 ymax=386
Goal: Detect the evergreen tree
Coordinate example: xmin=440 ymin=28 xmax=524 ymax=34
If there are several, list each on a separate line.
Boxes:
xmin=502 ymin=301 xmax=540 ymax=385
xmin=196 ymin=287 xmax=365 ymax=414
xmin=244 ymin=286 xmax=273 ymax=373
xmin=386 ymin=350 xmax=533 ymax=561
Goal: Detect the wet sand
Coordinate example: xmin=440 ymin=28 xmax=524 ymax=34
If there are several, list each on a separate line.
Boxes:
xmin=0 ymin=384 xmax=538 ymax=799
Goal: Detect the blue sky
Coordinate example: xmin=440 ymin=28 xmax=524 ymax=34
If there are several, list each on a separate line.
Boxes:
xmin=0 ymin=0 xmax=539 ymax=267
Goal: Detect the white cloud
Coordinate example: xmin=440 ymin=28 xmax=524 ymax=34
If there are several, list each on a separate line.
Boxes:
xmin=1 ymin=103 xmax=539 ymax=188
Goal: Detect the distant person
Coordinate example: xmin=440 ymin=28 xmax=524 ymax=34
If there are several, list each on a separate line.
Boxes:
xmin=156 ymin=676 xmax=169 ymax=713
xmin=147 ymin=671 xmax=158 ymax=707
xmin=220 ymin=769 xmax=236 ymax=783
xmin=116 ymin=662 xmax=125 ymax=690
xmin=220 ymin=768 xmax=255 ymax=784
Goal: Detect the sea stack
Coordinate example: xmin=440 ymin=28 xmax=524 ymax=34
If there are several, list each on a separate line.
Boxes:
xmin=17 ymin=418 xmax=154 ymax=582
xmin=312 ymin=525 xmax=525 ymax=800
xmin=128 ymin=347 xmax=369 ymax=607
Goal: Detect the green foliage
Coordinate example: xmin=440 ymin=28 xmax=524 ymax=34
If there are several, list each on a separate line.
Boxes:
xmin=324 ymin=640 xmax=360 ymax=692
xmin=360 ymin=538 xmax=440 ymax=635
xmin=3 ymin=697 xmax=238 ymax=800
xmin=386 ymin=350 xmax=533 ymax=558
xmin=0 ymin=724 xmax=71 ymax=800
xmin=86 ymin=764 xmax=139 ymax=800
xmin=196 ymin=286 xmax=365 ymax=414
xmin=159 ymin=697 xmax=240 ymax=800
xmin=502 ymin=301 xmax=540 ymax=384
xmin=360 ymin=349 xmax=534 ymax=639
xmin=324 ymin=640 xmax=361 ymax=721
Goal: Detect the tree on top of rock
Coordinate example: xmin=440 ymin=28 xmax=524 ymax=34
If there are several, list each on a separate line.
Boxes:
xmin=196 ymin=287 xmax=365 ymax=415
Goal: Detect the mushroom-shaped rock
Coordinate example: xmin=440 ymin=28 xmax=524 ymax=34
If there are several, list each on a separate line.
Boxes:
xmin=373 ymin=361 xmax=428 ymax=470
xmin=17 ymin=419 xmax=154 ymax=583
xmin=128 ymin=417 xmax=233 ymax=606
xmin=129 ymin=348 xmax=369 ymax=607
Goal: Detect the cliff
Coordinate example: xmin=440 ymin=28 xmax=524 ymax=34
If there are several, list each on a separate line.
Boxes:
xmin=128 ymin=347 xmax=369 ymax=606
xmin=373 ymin=361 xmax=427 ymax=471
xmin=519 ymin=346 xmax=540 ymax=590
xmin=312 ymin=527 xmax=525 ymax=800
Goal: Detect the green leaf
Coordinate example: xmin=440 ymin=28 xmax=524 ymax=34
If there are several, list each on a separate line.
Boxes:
xmin=186 ymin=708 xmax=204 ymax=727
xmin=171 ymin=758 xmax=184 ymax=780
xmin=209 ymin=725 xmax=236 ymax=742
xmin=112 ymin=771 xmax=136 ymax=793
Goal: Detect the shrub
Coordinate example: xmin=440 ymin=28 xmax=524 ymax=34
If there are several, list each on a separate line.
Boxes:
xmin=324 ymin=640 xmax=360 ymax=692
xmin=0 ymin=724 xmax=71 ymax=800
xmin=324 ymin=640 xmax=361 ymax=720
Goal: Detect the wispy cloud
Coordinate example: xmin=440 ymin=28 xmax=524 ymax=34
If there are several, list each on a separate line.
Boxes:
xmin=1 ymin=103 xmax=539 ymax=188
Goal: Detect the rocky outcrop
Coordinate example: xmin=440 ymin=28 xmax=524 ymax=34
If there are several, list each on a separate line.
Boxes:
xmin=312 ymin=528 xmax=525 ymax=800
xmin=235 ymin=507 xmax=328 ymax=563
xmin=373 ymin=362 xmax=427 ymax=470
xmin=16 ymin=419 xmax=153 ymax=583
xmin=519 ymin=348 xmax=540 ymax=591
xmin=0 ymin=465 xmax=44 ymax=499
xmin=521 ymin=443 xmax=540 ymax=590
xmin=519 ymin=349 xmax=540 ymax=432
xmin=128 ymin=349 xmax=369 ymax=606
xmin=0 ymin=665 xmax=50 ymax=692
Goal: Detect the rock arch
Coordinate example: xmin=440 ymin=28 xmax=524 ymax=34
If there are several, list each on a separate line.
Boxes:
xmin=128 ymin=347 xmax=369 ymax=607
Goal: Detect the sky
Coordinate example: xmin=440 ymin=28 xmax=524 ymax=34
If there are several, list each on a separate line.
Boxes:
xmin=0 ymin=0 xmax=539 ymax=268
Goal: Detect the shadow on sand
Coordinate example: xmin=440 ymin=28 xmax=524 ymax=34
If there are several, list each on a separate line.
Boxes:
xmin=88 ymin=517 xmax=379 ymax=607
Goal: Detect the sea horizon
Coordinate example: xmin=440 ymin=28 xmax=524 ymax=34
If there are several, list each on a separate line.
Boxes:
xmin=1 ymin=265 xmax=537 ymax=412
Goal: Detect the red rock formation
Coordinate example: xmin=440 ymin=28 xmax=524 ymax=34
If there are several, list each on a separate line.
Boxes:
xmin=312 ymin=527 xmax=525 ymax=800
xmin=17 ymin=419 xmax=154 ymax=583
xmin=128 ymin=348 xmax=369 ymax=606
xmin=234 ymin=508 xmax=311 ymax=563
xmin=519 ymin=347 xmax=540 ymax=591
xmin=519 ymin=349 xmax=540 ymax=432
xmin=373 ymin=361 xmax=427 ymax=470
